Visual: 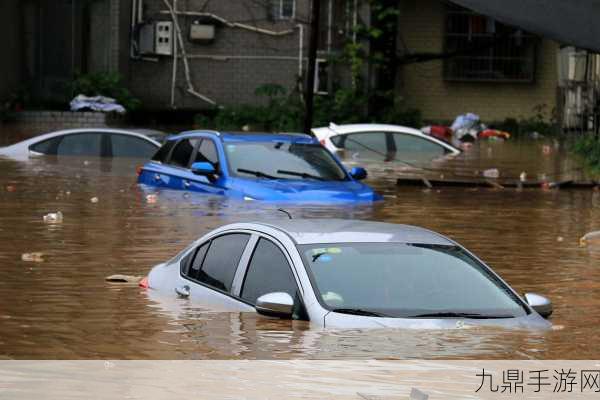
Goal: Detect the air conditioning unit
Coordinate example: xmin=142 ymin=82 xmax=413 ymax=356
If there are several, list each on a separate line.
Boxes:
xmin=190 ymin=24 xmax=215 ymax=42
xmin=139 ymin=21 xmax=173 ymax=56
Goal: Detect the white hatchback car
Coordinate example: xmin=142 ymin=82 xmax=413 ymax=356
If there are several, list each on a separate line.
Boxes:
xmin=145 ymin=219 xmax=552 ymax=330
xmin=312 ymin=123 xmax=460 ymax=167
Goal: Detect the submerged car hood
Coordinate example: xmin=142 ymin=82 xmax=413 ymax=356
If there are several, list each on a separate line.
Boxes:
xmin=231 ymin=178 xmax=381 ymax=203
xmin=324 ymin=311 xmax=552 ymax=330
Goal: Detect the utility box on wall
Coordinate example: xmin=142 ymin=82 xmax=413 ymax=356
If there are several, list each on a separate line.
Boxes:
xmin=189 ymin=24 xmax=215 ymax=42
xmin=139 ymin=21 xmax=173 ymax=56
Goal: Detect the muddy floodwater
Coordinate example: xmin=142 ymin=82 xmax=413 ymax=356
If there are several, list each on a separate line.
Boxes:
xmin=0 ymin=134 xmax=599 ymax=359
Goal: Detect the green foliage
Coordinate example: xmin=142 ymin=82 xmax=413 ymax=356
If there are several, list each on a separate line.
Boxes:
xmin=572 ymin=135 xmax=600 ymax=173
xmin=489 ymin=104 xmax=558 ymax=137
xmin=194 ymin=84 xmax=423 ymax=132
xmin=69 ymin=72 xmax=141 ymax=111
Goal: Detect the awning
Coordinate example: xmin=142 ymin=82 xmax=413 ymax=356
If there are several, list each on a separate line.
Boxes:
xmin=450 ymin=0 xmax=600 ymax=52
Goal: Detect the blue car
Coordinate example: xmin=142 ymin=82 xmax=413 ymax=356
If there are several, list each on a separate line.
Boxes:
xmin=138 ymin=131 xmax=381 ymax=203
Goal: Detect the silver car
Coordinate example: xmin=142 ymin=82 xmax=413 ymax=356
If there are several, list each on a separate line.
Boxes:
xmin=146 ymin=219 xmax=552 ymax=329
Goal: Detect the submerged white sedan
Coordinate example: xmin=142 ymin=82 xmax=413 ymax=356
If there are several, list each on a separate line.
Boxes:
xmin=144 ymin=219 xmax=552 ymax=330
xmin=312 ymin=123 xmax=460 ymax=167
xmin=0 ymin=128 xmax=161 ymax=161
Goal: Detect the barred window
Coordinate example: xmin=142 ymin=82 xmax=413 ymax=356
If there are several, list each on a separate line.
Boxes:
xmin=272 ymin=0 xmax=295 ymax=19
xmin=444 ymin=4 xmax=538 ymax=83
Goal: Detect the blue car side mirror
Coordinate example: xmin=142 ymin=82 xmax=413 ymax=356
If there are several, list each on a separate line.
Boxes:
xmin=349 ymin=167 xmax=367 ymax=181
xmin=191 ymin=162 xmax=216 ymax=176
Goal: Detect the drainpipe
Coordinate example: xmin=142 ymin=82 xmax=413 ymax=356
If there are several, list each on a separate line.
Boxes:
xmin=298 ymin=23 xmax=304 ymax=78
xmin=170 ymin=0 xmax=178 ymax=108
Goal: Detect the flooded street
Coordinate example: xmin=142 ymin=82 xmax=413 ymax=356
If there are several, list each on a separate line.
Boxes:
xmin=0 ymin=136 xmax=599 ymax=360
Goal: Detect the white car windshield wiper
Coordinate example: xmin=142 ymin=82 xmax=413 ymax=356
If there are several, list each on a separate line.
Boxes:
xmin=332 ymin=308 xmax=390 ymax=317
xmin=237 ymin=168 xmax=277 ymax=179
xmin=276 ymin=169 xmax=325 ymax=181
xmin=410 ymin=312 xmax=514 ymax=319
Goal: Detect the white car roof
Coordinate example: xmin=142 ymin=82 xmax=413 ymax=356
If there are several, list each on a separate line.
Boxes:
xmin=311 ymin=123 xmax=460 ymax=154
xmin=312 ymin=123 xmax=425 ymax=136
xmin=229 ymin=219 xmax=453 ymax=245
xmin=0 ymin=128 xmax=161 ymax=155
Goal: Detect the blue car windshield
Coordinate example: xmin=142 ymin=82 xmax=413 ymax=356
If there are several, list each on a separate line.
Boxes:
xmin=299 ymin=243 xmax=528 ymax=318
xmin=224 ymin=142 xmax=347 ymax=181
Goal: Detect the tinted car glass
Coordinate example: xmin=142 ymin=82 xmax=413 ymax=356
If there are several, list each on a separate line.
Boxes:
xmin=56 ymin=133 xmax=103 ymax=156
xmin=194 ymin=139 xmax=219 ymax=167
xmin=300 ymin=243 xmax=528 ymax=318
xmin=392 ymin=133 xmax=445 ymax=159
xmin=110 ymin=134 xmax=158 ymax=158
xmin=169 ymin=139 xmax=200 ymax=167
xmin=241 ymin=238 xmax=298 ymax=304
xmin=30 ymin=137 xmax=61 ymax=154
xmin=336 ymin=133 xmax=388 ymax=161
xmin=226 ymin=142 xmax=346 ymax=181
xmin=185 ymin=242 xmax=209 ymax=279
xmin=197 ymin=233 xmax=250 ymax=292
xmin=152 ymin=140 xmax=175 ymax=162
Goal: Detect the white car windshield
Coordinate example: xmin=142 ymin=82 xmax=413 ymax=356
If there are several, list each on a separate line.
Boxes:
xmin=299 ymin=243 xmax=528 ymax=318
xmin=225 ymin=141 xmax=347 ymax=181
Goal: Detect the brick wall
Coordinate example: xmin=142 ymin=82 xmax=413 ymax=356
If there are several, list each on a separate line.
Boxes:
xmin=397 ymin=0 xmax=559 ymax=123
xmin=128 ymin=0 xmax=311 ymax=109
xmin=14 ymin=111 xmax=123 ymax=130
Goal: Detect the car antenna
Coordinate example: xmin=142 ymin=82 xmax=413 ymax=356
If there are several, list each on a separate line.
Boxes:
xmin=277 ymin=208 xmax=293 ymax=219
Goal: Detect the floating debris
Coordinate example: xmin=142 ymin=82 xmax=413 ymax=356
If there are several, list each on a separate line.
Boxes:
xmin=483 ymin=168 xmax=500 ymax=179
xmin=557 ymin=236 xmax=564 ymax=242
xmin=146 ymin=194 xmax=158 ymax=204
xmin=105 ymin=274 xmax=143 ymax=284
xmin=520 ymin=171 xmax=527 ymax=182
xmin=580 ymin=231 xmax=600 ymax=247
xmin=21 ymin=252 xmax=44 ymax=262
xmin=90 ymin=197 xmax=99 ymax=203
xmin=5 ymin=185 xmax=16 ymax=192
xmin=43 ymin=212 xmax=63 ymax=224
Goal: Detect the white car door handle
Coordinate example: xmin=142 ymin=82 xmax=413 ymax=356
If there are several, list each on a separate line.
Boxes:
xmin=175 ymin=285 xmax=190 ymax=298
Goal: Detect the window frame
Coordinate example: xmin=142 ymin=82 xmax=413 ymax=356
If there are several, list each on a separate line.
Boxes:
xmin=180 ymin=231 xmax=252 ymax=294
xmin=275 ymin=0 xmax=295 ymax=20
xmin=179 ymin=230 xmax=306 ymax=309
xmin=165 ymin=138 xmax=202 ymax=169
xmin=189 ymin=137 xmax=221 ymax=174
xmin=239 ymin=236 xmax=302 ymax=306
xmin=443 ymin=4 xmax=538 ymax=83
xmin=106 ymin=133 xmax=159 ymax=158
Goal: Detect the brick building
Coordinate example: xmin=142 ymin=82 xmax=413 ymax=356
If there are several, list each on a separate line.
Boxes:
xmin=396 ymin=0 xmax=560 ymax=123
xmin=2 ymin=0 xmax=585 ymax=126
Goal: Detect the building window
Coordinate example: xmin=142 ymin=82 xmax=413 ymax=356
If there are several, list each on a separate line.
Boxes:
xmin=272 ymin=0 xmax=295 ymax=19
xmin=444 ymin=4 xmax=538 ymax=83
xmin=314 ymin=59 xmax=329 ymax=94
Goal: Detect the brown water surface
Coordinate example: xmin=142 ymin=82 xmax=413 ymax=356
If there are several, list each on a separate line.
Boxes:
xmin=0 ymin=134 xmax=599 ymax=359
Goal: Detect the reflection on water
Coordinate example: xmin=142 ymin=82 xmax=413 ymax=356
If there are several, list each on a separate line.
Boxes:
xmin=0 ymin=136 xmax=599 ymax=359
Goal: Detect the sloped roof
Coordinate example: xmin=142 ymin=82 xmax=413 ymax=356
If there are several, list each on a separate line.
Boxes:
xmin=450 ymin=0 xmax=600 ymax=52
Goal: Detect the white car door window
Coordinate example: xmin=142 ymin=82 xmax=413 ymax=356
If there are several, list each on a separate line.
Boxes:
xmin=392 ymin=133 xmax=446 ymax=161
xmin=336 ymin=133 xmax=388 ymax=161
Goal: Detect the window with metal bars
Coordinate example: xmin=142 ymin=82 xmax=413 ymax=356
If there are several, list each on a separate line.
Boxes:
xmin=444 ymin=4 xmax=538 ymax=83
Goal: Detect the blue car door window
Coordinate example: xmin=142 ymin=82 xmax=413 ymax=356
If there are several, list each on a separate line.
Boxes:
xmin=169 ymin=139 xmax=200 ymax=168
xmin=196 ymin=233 xmax=250 ymax=292
xmin=241 ymin=238 xmax=298 ymax=304
xmin=152 ymin=140 xmax=175 ymax=162
xmin=193 ymin=139 xmax=219 ymax=170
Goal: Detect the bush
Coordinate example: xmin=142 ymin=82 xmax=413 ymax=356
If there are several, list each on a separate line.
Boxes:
xmin=69 ymin=72 xmax=141 ymax=111
xmin=572 ymin=135 xmax=600 ymax=173
xmin=193 ymin=84 xmax=423 ymax=132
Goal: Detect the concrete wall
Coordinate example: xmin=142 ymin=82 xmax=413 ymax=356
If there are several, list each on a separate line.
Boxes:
xmin=397 ymin=0 xmax=559 ymax=123
xmin=0 ymin=0 xmax=22 ymax=100
xmin=128 ymin=0 xmax=311 ymax=110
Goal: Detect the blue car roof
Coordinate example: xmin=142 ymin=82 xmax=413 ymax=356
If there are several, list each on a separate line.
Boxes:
xmin=166 ymin=130 xmax=318 ymax=144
